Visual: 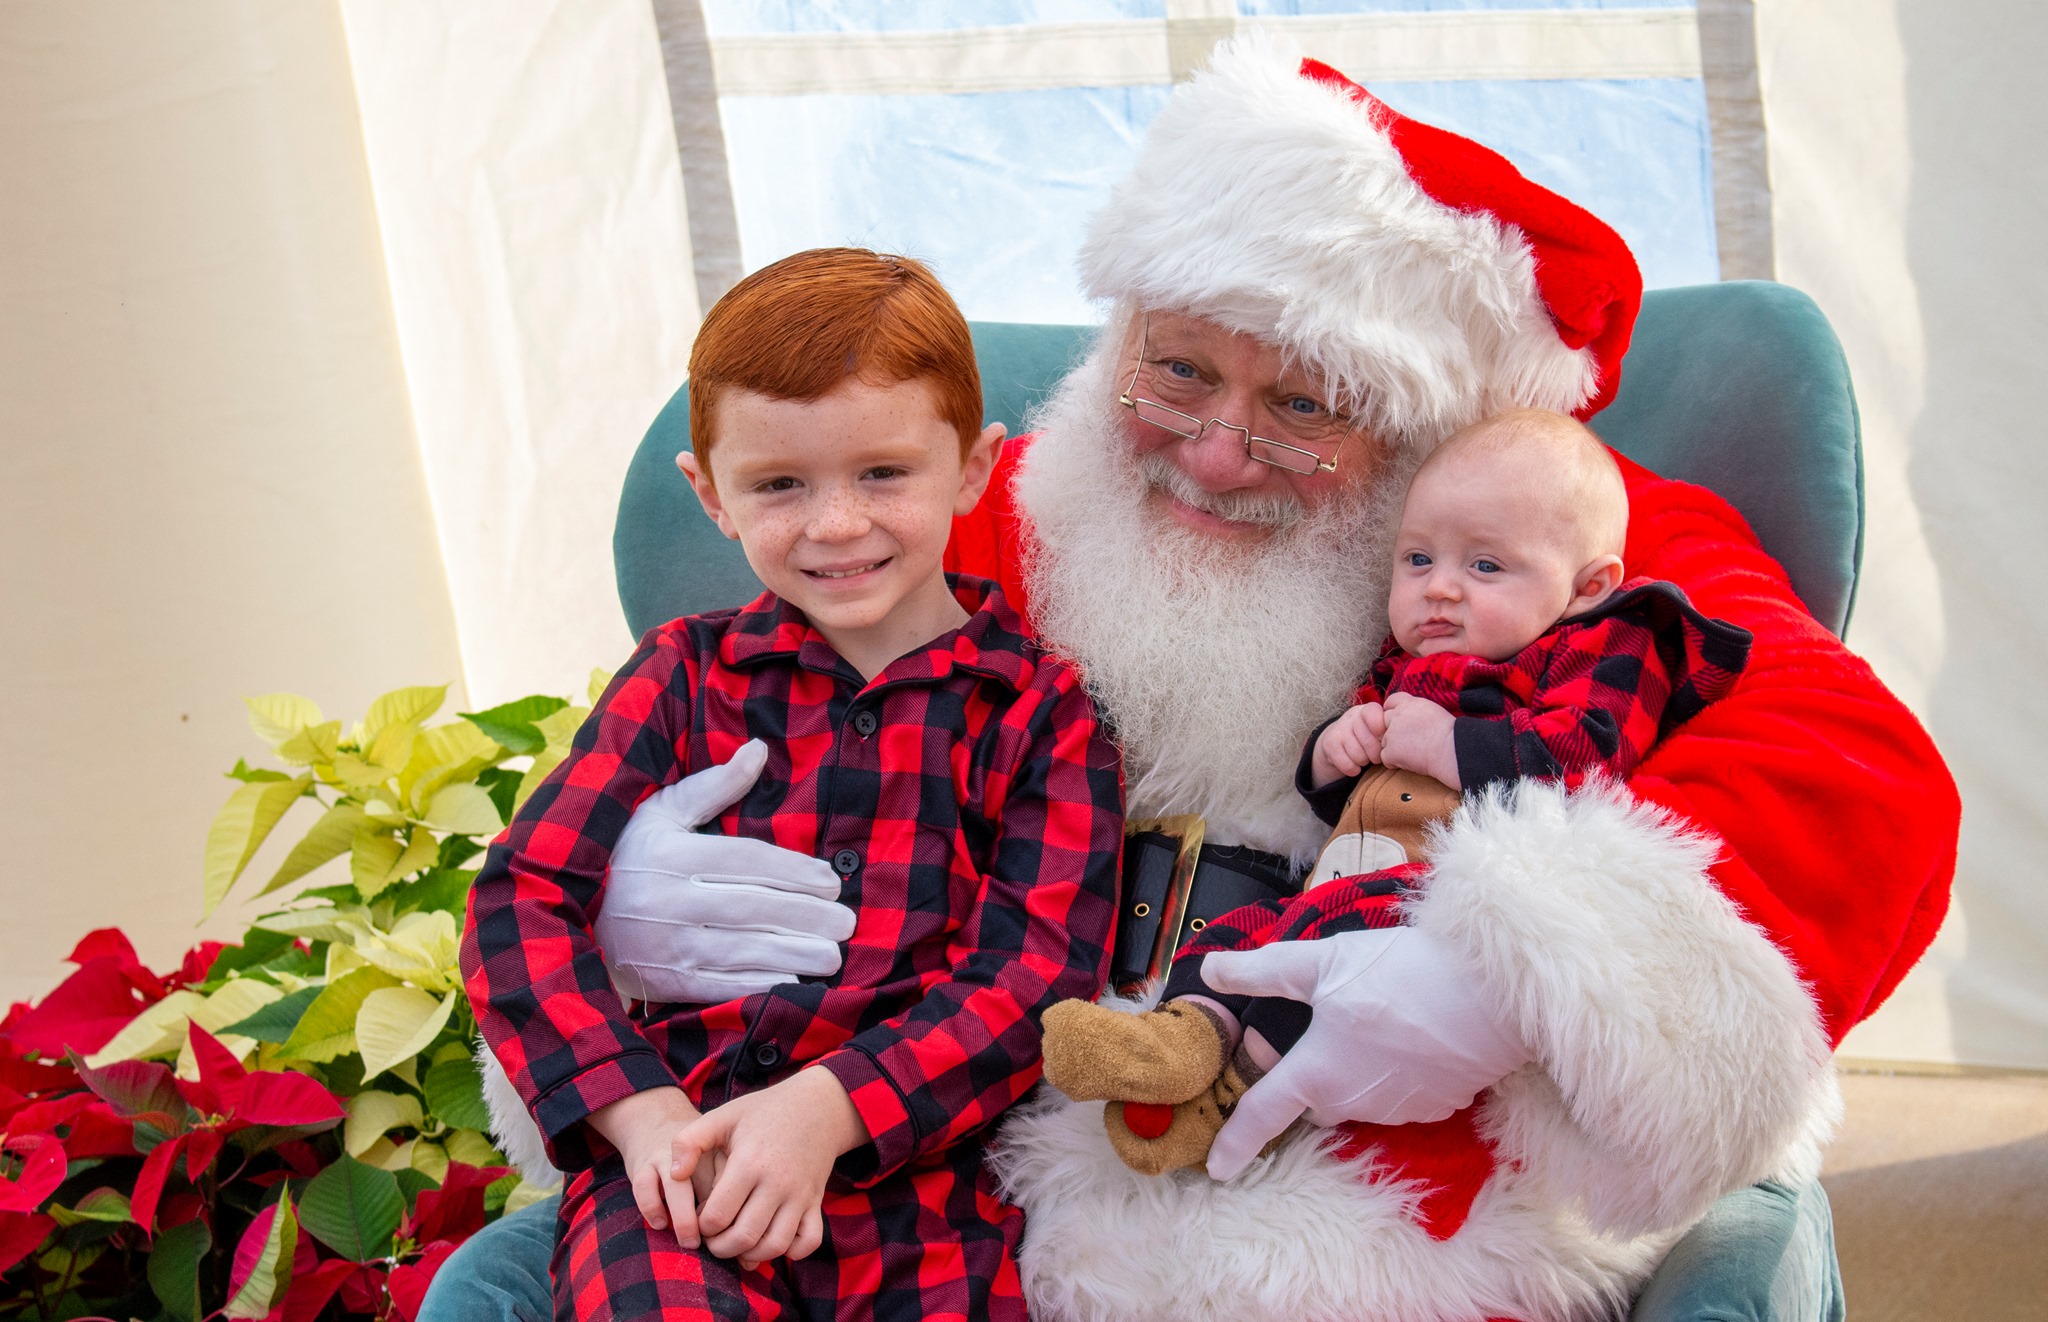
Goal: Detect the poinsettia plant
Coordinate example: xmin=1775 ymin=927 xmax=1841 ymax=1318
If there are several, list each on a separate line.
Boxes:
xmin=0 ymin=680 xmax=598 ymax=1320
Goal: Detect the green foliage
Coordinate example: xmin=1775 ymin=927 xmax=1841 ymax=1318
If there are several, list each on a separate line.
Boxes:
xmin=299 ymin=1157 xmax=404 ymax=1262
xmin=147 ymin=1219 xmax=211 ymax=1322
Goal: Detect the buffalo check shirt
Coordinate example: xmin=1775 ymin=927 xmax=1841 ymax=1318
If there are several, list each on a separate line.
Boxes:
xmin=1299 ymin=578 xmax=1754 ymax=821
xmin=461 ymin=575 xmax=1123 ymax=1184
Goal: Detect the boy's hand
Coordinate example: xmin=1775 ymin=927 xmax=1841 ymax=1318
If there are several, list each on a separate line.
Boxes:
xmin=1310 ymin=702 xmax=1387 ymax=787
xmin=1379 ymin=693 xmax=1460 ymax=789
xmin=588 ymin=1086 xmax=711 ymax=1246
xmin=670 ymin=1067 xmax=868 ymax=1269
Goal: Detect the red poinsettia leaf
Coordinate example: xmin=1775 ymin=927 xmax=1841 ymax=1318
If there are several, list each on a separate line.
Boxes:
xmin=10 ymin=960 xmax=153 ymax=1057
xmin=0 ymin=1209 xmax=55 ymax=1275
xmin=66 ymin=929 xmax=140 ymax=969
xmin=60 ymin=1101 xmax=138 ymax=1158
xmin=3 ymin=1092 xmax=91 ymax=1140
xmin=184 ymin=1126 xmax=226 ymax=1181
xmin=157 ymin=1189 xmax=207 ymax=1231
xmin=387 ymin=1238 xmax=460 ymax=1322
xmin=0 ymin=1133 xmax=66 ymax=1212
xmin=338 ymin=1263 xmax=390 ymax=1315
xmin=234 ymin=1070 xmax=345 ymax=1129
xmin=405 ymin=1162 xmax=509 ymax=1247
xmin=131 ymin=1132 xmax=187 ymax=1233
xmin=283 ymin=1258 xmax=365 ymax=1322
xmin=185 ymin=1024 xmax=248 ymax=1116
xmin=65 ymin=1052 xmax=189 ymax=1125
xmin=174 ymin=942 xmax=229 ymax=988
xmin=273 ymin=1138 xmax=325 ymax=1178
xmin=0 ymin=1054 xmax=79 ymax=1099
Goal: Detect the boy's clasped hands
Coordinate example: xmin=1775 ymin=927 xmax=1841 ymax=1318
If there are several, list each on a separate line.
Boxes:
xmin=589 ymin=1071 xmax=868 ymax=1269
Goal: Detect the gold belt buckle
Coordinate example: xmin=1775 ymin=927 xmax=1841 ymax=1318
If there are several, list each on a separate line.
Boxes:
xmin=1124 ymin=814 xmax=1205 ymax=987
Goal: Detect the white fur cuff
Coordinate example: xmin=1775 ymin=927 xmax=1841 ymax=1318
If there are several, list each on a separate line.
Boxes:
xmin=1410 ymin=780 xmax=1835 ymax=1235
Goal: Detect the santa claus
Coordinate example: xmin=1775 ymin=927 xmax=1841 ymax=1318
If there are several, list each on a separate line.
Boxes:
xmin=429 ymin=36 xmax=1954 ymax=1322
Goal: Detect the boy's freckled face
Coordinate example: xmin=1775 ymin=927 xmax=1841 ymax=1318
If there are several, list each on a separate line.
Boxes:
xmin=1388 ymin=456 xmax=1585 ymax=663
xmin=687 ymin=377 xmax=995 ymax=664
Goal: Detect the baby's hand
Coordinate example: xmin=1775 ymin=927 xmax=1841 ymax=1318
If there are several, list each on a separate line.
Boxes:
xmin=1310 ymin=702 xmax=1387 ymax=787
xmin=670 ymin=1067 xmax=867 ymax=1269
xmin=1379 ymin=693 xmax=1461 ymax=789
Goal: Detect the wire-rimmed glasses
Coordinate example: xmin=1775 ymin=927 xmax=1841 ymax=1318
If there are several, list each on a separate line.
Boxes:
xmin=1118 ymin=317 xmax=1349 ymax=476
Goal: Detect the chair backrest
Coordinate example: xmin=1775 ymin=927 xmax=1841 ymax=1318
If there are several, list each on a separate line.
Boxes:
xmin=615 ymin=281 xmax=1863 ymax=638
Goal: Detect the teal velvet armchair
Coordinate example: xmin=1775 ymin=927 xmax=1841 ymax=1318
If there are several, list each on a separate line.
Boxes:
xmin=613 ymin=281 xmax=1862 ymax=639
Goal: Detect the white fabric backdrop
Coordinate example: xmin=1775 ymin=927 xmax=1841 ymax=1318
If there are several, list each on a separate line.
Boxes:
xmin=336 ymin=0 xmax=701 ymax=708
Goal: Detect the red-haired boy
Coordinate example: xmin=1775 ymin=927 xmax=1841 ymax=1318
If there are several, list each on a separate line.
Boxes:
xmin=461 ymin=249 xmax=1124 ymax=1321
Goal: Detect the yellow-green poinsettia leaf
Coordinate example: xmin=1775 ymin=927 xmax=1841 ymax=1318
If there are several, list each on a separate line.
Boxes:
xmin=276 ymin=721 xmax=343 ymax=767
xmin=390 ymin=827 xmax=440 ymax=885
xmin=244 ymin=694 xmax=324 ymax=747
xmin=424 ymin=783 xmax=502 ymax=837
xmin=277 ymin=966 xmax=402 ymax=1062
xmin=258 ymin=803 xmax=369 ymax=896
xmin=534 ymin=705 xmax=589 ymax=750
xmin=410 ymin=1139 xmax=451 ymax=1183
xmin=221 ymin=1191 xmax=297 ymax=1320
xmin=505 ymin=1180 xmax=554 ymax=1214
xmin=402 ymin=723 xmax=503 ymax=813
xmin=84 ymin=991 xmax=204 ymax=1067
xmin=356 ymin=986 xmax=458 ymax=1082
xmin=351 ymin=831 xmax=405 ymax=899
xmin=203 ymin=775 xmax=314 ymax=917
xmin=355 ymin=909 xmax=461 ymax=992
xmin=365 ymin=720 xmax=419 ymax=777
xmin=363 ymin=685 xmax=448 ymax=743
xmin=343 ymin=1089 xmax=425 ymax=1158
xmin=587 ymin=668 xmax=614 ymax=705
xmin=255 ymin=903 xmax=372 ymax=946
xmin=444 ymin=1129 xmax=504 ymax=1169
xmin=513 ymin=746 xmax=569 ymax=813
xmin=175 ymin=979 xmax=288 ymax=1073
xmin=328 ymin=750 xmax=393 ymax=792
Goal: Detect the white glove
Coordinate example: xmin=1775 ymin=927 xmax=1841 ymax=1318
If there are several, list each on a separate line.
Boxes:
xmin=1202 ymin=926 xmax=1530 ymax=1181
xmin=596 ymin=740 xmax=856 ymax=1004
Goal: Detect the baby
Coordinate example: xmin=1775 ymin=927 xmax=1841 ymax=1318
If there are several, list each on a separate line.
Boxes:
xmin=1041 ymin=408 xmax=1754 ymax=1173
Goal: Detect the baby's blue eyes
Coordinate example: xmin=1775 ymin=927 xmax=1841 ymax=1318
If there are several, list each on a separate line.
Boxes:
xmin=1406 ymin=552 xmax=1432 ymax=567
xmin=1472 ymin=559 xmax=1502 ymax=574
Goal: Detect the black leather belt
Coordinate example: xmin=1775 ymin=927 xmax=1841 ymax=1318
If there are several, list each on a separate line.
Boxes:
xmin=1111 ymin=817 xmax=1301 ymax=989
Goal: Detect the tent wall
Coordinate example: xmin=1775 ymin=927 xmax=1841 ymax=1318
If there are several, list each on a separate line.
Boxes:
xmin=0 ymin=2 xmax=465 ymax=1003
xmin=1761 ymin=1 xmax=2048 ymax=1071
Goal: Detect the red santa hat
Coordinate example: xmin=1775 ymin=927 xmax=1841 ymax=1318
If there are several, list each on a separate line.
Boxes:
xmin=1079 ymin=35 xmax=1642 ymax=450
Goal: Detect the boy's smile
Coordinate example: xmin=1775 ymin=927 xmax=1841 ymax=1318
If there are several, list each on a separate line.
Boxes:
xmin=679 ymin=376 xmax=1002 ymax=680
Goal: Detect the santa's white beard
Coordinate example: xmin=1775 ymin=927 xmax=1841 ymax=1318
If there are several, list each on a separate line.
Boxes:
xmin=1014 ymin=339 xmax=1413 ymax=865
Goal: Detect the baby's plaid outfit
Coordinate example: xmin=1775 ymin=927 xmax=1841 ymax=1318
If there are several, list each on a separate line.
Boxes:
xmin=461 ymin=575 xmax=1123 ymax=1322
xmin=1168 ymin=578 xmax=1753 ymax=1032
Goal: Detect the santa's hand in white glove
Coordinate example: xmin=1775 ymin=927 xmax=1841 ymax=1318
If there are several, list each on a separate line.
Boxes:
xmin=1200 ymin=926 xmax=1530 ymax=1181
xmin=595 ymin=739 xmax=856 ymax=1004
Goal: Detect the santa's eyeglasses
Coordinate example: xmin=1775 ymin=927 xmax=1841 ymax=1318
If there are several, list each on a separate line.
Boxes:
xmin=1118 ymin=316 xmax=1351 ymax=476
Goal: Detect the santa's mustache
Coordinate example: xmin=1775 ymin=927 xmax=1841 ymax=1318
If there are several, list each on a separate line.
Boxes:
xmin=1135 ymin=451 xmax=1305 ymax=529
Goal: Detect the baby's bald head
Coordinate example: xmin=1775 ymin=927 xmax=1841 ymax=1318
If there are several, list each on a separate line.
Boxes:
xmin=1412 ymin=408 xmax=1628 ymax=566
xmin=1387 ymin=409 xmax=1630 ymax=660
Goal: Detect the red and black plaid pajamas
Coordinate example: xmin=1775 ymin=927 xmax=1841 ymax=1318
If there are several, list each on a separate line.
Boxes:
xmin=460 ymin=575 xmax=1123 ymax=1322
xmin=1168 ymin=579 xmax=1752 ymax=1046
